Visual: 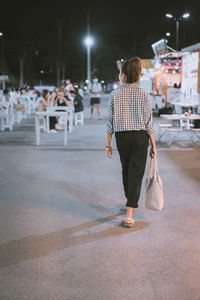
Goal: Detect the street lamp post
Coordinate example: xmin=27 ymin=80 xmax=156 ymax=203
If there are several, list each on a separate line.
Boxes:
xmin=166 ymin=12 xmax=190 ymax=51
xmin=84 ymin=36 xmax=93 ymax=85
xmin=0 ymin=32 xmax=4 ymax=82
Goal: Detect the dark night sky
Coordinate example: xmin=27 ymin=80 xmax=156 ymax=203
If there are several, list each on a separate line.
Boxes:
xmin=1 ymin=0 xmax=200 ymax=84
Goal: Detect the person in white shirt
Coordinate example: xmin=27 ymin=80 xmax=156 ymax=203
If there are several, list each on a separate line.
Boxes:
xmin=1 ymin=89 xmax=10 ymax=102
xmin=65 ymin=79 xmax=74 ymax=92
xmin=89 ymin=78 xmax=102 ymax=119
xmin=65 ymin=79 xmax=74 ymax=101
xmin=74 ymin=83 xmax=84 ymax=98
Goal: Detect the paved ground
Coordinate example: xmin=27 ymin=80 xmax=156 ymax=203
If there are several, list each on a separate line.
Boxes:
xmin=0 ymin=95 xmax=200 ymax=300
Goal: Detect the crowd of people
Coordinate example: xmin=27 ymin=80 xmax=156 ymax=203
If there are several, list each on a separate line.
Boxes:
xmin=36 ymin=80 xmax=84 ymax=132
xmin=0 ymin=87 xmax=37 ymax=103
xmin=0 ymin=77 xmax=104 ymax=132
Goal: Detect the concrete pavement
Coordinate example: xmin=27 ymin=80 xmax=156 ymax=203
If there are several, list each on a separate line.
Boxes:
xmin=0 ymin=95 xmax=200 ymax=300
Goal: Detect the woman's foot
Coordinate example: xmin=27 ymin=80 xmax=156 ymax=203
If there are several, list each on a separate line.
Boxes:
xmin=49 ymin=129 xmax=57 ymax=133
xmin=124 ymin=207 xmax=135 ymax=226
xmin=123 ymin=217 xmax=135 ymax=228
xmin=55 ymin=124 xmax=63 ymax=130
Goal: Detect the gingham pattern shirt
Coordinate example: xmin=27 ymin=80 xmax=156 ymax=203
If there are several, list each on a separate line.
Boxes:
xmin=106 ymin=83 xmax=154 ymax=135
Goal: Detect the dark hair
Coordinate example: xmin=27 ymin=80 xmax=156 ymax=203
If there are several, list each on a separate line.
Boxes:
xmin=70 ymin=90 xmax=76 ymax=94
xmin=41 ymin=89 xmax=49 ymax=99
xmin=3 ymin=89 xmax=9 ymax=95
xmin=121 ymin=57 xmax=142 ymax=83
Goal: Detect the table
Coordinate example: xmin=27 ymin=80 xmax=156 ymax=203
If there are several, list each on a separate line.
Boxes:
xmin=160 ymin=114 xmax=200 ymax=129
xmin=46 ymin=106 xmax=74 ymax=133
xmin=172 ymin=102 xmax=198 ymax=107
xmin=159 ymin=114 xmax=200 ymax=144
xmin=35 ymin=111 xmax=68 ymax=146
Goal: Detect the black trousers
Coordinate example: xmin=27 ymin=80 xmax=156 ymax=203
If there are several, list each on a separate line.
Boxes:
xmin=115 ymin=130 xmax=149 ymax=208
xmin=49 ymin=117 xmax=57 ymax=130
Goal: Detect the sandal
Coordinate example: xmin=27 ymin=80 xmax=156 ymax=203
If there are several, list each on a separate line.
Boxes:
xmin=123 ymin=217 xmax=135 ymax=228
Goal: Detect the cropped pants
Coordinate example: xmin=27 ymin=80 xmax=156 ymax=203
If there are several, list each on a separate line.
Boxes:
xmin=115 ymin=130 xmax=149 ymax=208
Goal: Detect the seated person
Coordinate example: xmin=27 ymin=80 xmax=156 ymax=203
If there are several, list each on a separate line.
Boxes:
xmin=50 ymin=90 xmax=57 ymax=106
xmin=54 ymin=88 xmax=70 ymax=129
xmin=1 ymin=89 xmax=10 ymax=102
xmin=36 ymin=89 xmax=59 ymax=133
xmin=54 ymin=88 xmax=70 ymax=107
xmin=70 ymin=90 xmax=84 ymax=113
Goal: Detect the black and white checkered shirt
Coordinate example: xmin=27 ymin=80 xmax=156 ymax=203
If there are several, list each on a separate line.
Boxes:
xmin=106 ymin=83 xmax=154 ymax=135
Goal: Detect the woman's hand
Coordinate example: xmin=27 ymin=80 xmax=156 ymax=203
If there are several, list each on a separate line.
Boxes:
xmin=150 ymin=146 xmax=157 ymax=158
xmin=106 ymin=146 xmax=113 ymax=158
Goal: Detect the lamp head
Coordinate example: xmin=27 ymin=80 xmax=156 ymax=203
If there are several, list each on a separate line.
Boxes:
xmin=182 ymin=12 xmax=190 ymax=19
xmin=166 ymin=13 xmax=173 ymax=18
xmin=84 ymin=36 xmax=94 ymax=47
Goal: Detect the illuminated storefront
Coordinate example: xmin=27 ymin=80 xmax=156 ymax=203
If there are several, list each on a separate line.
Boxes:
xmin=181 ymin=43 xmax=200 ymax=94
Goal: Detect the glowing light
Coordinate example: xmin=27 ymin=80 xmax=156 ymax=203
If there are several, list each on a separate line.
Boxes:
xmin=0 ymin=32 xmax=3 ymax=37
xmin=113 ymin=83 xmax=118 ymax=89
xmin=182 ymin=13 xmax=190 ymax=19
xmin=166 ymin=13 xmax=173 ymax=18
xmin=166 ymin=32 xmax=171 ymax=37
xmin=84 ymin=37 xmax=94 ymax=47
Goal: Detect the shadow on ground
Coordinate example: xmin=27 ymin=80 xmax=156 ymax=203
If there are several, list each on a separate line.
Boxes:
xmin=0 ymin=214 xmax=149 ymax=268
xmin=163 ymin=146 xmax=200 ymax=183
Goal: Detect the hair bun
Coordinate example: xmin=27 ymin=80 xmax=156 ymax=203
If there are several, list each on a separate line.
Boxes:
xmin=121 ymin=57 xmax=141 ymax=83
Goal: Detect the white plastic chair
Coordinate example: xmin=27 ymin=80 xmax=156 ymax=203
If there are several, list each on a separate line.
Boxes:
xmin=0 ymin=102 xmax=14 ymax=131
xmin=18 ymin=96 xmax=28 ymax=119
xmin=157 ymin=123 xmax=173 ymax=142
xmin=74 ymin=111 xmax=84 ymax=126
xmin=15 ymin=110 xmax=24 ymax=124
xmin=173 ymin=104 xmax=182 ymax=114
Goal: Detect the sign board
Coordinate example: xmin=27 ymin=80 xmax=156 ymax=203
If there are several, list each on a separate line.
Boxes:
xmin=152 ymin=39 xmax=168 ymax=56
xmin=0 ymin=75 xmax=8 ymax=81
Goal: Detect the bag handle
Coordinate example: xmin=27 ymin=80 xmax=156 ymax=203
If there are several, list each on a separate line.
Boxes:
xmin=154 ymin=156 xmax=158 ymax=174
xmin=148 ymin=156 xmax=159 ymax=179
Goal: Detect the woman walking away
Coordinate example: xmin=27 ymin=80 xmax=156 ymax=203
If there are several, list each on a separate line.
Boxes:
xmin=106 ymin=57 xmax=157 ymax=227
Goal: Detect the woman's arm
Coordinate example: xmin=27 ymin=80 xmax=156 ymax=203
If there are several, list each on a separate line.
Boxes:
xmin=149 ymin=132 xmax=157 ymax=158
xmin=63 ymin=97 xmax=70 ymax=106
xmin=42 ymin=98 xmax=49 ymax=107
xmin=46 ymin=95 xmax=51 ymax=107
xmin=106 ymin=133 xmax=113 ymax=158
xmin=54 ymin=97 xmax=58 ymax=105
xmin=146 ymin=94 xmax=157 ymax=158
xmin=106 ymin=93 xmax=114 ymax=158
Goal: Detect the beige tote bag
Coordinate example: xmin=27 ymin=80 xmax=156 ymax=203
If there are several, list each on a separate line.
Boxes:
xmin=144 ymin=157 xmax=164 ymax=211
